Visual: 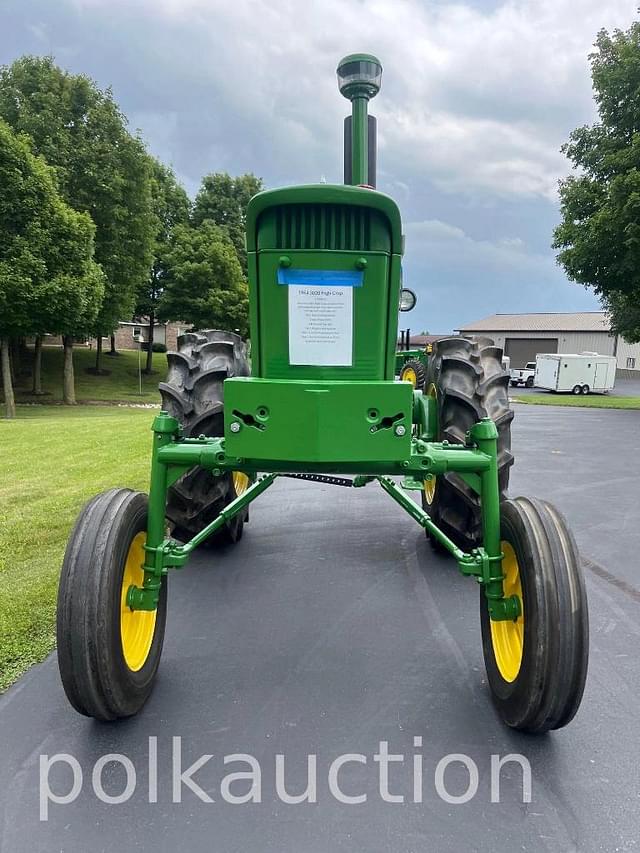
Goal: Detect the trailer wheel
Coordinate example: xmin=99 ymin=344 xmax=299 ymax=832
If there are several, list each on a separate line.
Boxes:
xmin=57 ymin=489 xmax=167 ymax=720
xmin=159 ymin=330 xmax=251 ymax=545
xmin=581 ymin=384 xmax=590 ymax=395
xmin=424 ymin=336 xmax=514 ymax=551
xmin=400 ymin=358 xmax=426 ymax=391
xmin=572 ymin=385 xmax=582 ymax=395
xmin=480 ymin=496 xmax=588 ymax=733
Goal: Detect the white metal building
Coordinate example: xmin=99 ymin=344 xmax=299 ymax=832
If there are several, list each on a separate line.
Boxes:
xmin=456 ymin=312 xmax=640 ymax=376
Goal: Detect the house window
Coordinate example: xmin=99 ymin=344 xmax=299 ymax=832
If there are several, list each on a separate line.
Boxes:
xmin=627 ymin=357 xmax=636 ymax=369
xmin=133 ymin=327 xmax=142 ymax=339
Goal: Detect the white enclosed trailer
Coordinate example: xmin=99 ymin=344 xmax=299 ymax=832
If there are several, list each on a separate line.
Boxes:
xmin=534 ymin=353 xmax=617 ymax=395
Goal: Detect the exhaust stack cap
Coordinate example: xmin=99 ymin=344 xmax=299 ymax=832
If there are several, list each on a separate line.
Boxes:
xmin=337 ymin=53 xmax=382 ymax=101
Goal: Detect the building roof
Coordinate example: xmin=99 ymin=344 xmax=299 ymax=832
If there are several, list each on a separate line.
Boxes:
xmin=456 ymin=312 xmax=610 ymax=333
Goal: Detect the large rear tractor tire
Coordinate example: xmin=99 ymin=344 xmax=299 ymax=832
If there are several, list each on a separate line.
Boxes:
xmin=159 ymin=330 xmax=251 ymax=546
xmin=422 ymin=336 xmax=514 ymax=552
xmin=57 ymin=489 xmax=167 ymax=720
xmin=480 ymin=497 xmax=588 ymax=732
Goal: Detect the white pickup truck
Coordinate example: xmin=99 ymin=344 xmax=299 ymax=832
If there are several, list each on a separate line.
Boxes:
xmin=510 ymin=362 xmax=536 ymax=388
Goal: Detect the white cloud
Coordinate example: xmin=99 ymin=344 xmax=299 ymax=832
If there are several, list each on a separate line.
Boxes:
xmin=405 ymin=219 xmax=544 ymax=271
xmin=401 ymin=217 xmax=598 ymax=331
xmin=406 ymin=219 xmax=466 ymax=242
xmin=2 ymin=0 xmax=621 ymax=327
xmin=59 ymin=0 xmax=638 ymax=200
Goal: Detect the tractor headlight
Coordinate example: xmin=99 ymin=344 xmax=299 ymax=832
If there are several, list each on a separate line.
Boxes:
xmin=399 ymin=288 xmax=417 ymax=312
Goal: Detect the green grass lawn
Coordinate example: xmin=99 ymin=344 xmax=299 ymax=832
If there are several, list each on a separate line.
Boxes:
xmin=513 ymin=393 xmax=640 ymax=409
xmin=13 ymin=345 xmax=166 ymax=404
xmin=0 ymin=405 xmax=156 ymax=691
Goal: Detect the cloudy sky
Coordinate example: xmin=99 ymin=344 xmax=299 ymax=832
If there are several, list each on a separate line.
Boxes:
xmin=1 ymin=0 xmax=637 ymax=331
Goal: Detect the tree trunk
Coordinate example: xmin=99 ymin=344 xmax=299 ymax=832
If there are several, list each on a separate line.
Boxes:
xmin=1 ymin=337 xmax=16 ymax=418
xmin=109 ymin=334 xmax=118 ymax=355
xmin=32 ymin=336 xmax=43 ymax=394
xmin=95 ymin=335 xmax=103 ymax=373
xmin=9 ymin=338 xmax=18 ymax=385
xmin=62 ymin=336 xmax=76 ymax=405
xmin=145 ymin=313 xmax=154 ymax=373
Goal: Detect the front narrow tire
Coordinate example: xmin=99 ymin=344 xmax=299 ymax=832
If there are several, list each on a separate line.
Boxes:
xmin=57 ymin=489 xmax=167 ymax=720
xmin=480 ymin=497 xmax=588 ymax=733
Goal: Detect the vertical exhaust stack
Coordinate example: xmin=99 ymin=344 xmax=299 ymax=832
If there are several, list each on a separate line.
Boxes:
xmin=337 ymin=54 xmax=382 ymax=188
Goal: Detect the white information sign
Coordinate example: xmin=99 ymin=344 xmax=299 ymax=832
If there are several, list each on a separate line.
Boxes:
xmin=288 ymin=284 xmax=354 ymax=366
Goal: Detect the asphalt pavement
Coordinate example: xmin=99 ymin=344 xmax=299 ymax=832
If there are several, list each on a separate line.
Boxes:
xmin=1 ymin=404 xmax=639 ymax=852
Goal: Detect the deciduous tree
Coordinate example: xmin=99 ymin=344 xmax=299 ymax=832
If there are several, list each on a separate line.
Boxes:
xmin=135 ymin=160 xmax=190 ymax=371
xmin=158 ymin=221 xmax=248 ymax=334
xmin=192 ymin=172 xmax=262 ymax=276
xmin=0 ymin=121 xmax=103 ymax=415
xmin=0 ymin=56 xmax=154 ymax=373
xmin=554 ymin=22 xmax=640 ymax=340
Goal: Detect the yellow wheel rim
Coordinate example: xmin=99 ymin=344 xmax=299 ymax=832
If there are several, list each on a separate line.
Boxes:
xmin=423 ymin=383 xmax=438 ymax=504
xmin=120 ymin=532 xmax=157 ymax=672
xmin=424 ymin=475 xmax=436 ymax=504
xmin=232 ymin=471 xmax=250 ymax=495
xmin=490 ymin=541 xmax=524 ymax=682
xmin=401 ymin=366 xmax=418 ymax=388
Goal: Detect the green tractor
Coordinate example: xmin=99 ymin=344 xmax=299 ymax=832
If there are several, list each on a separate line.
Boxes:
xmin=57 ymin=54 xmax=588 ymax=732
xmin=395 ymin=324 xmax=430 ymax=391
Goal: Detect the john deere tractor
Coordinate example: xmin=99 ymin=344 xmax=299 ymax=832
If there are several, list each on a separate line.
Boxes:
xmin=395 ymin=325 xmax=430 ymax=391
xmin=57 ymin=54 xmax=588 ymax=732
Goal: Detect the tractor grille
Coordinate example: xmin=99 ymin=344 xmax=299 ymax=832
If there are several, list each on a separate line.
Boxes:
xmin=274 ymin=204 xmax=373 ymax=251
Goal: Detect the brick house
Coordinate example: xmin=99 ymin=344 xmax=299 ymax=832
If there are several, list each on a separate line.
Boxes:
xmin=38 ymin=320 xmax=187 ymax=351
xmin=106 ymin=320 xmax=188 ymax=351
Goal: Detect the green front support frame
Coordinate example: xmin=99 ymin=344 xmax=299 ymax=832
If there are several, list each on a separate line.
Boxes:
xmin=125 ymin=411 xmax=520 ymax=626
